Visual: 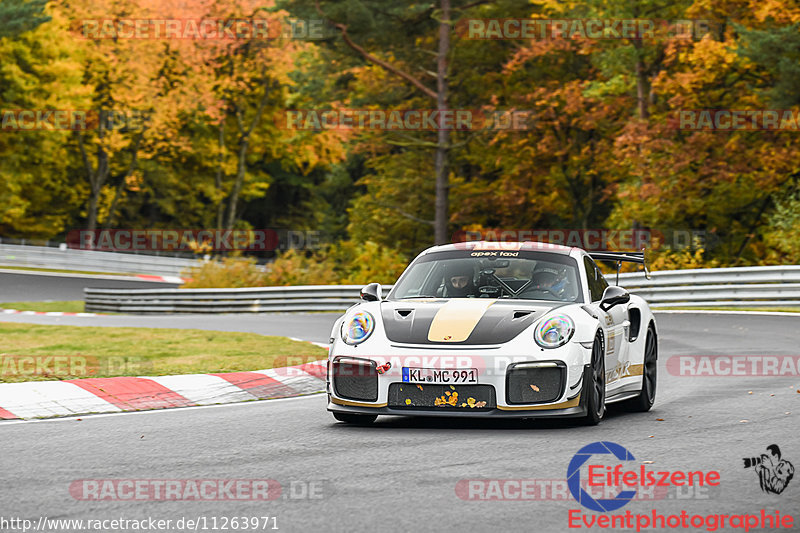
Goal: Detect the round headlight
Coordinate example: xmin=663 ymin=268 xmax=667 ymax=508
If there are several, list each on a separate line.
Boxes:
xmin=534 ymin=315 xmax=575 ymax=349
xmin=341 ymin=311 xmax=375 ymax=345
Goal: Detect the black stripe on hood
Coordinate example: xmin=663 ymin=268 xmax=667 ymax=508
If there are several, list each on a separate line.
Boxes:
xmin=381 ymin=300 xmax=562 ymax=345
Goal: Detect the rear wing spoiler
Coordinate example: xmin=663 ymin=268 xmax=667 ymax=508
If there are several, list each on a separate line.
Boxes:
xmin=588 ymin=250 xmax=651 ymax=284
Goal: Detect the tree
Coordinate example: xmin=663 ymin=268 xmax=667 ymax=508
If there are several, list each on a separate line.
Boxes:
xmin=283 ymin=0 xmax=522 ymax=244
xmin=0 ymin=4 xmax=84 ymax=237
xmin=0 ymin=0 xmax=50 ymax=39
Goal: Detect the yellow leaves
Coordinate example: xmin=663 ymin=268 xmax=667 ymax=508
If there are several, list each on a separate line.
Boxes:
xmin=530 ymin=385 xmax=540 ymax=392
xmin=751 ymin=0 xmax=800 ymax=25
xmin=448 ymin=392 xmax=458 ymax=406
xmin=187 ymin=242 xmax=406 ymax=288
xmin=648 ymin=248 xmax=720 ymax=271
xmin=679 ymin=38 xmax=742 ymax=90
xmin=188 ymin=239 xmax=214 ymax=255
xmin=434 ymin=391 xmax=459 ymax=407
xmin=433 ymin=395 xmax=488 ymax=409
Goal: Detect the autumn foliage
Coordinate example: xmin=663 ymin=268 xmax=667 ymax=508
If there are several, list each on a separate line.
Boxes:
xmin=2 ymin=0 xmax=800 ymax=286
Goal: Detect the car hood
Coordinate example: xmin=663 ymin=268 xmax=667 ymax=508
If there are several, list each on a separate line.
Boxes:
xmin=380 ymin=299 xmax=563 ymax=345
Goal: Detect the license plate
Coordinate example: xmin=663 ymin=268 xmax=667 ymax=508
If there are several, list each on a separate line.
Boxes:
xmin=402 ymin=367 xmax=478 ymax=384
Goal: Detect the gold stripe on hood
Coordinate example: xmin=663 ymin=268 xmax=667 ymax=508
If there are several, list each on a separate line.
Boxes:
xmin=427 ymin=299 xmax=495 ymax=342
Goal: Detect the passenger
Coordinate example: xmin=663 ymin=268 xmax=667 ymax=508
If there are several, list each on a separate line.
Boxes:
xmin=531 ymin=266 xmax=569 ymax=296
xmin=530 ymin=270 xmax=558 ymax=291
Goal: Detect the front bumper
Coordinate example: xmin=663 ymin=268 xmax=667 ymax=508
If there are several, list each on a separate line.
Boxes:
xmin=327 ymin=363 xmax=592 ymax=419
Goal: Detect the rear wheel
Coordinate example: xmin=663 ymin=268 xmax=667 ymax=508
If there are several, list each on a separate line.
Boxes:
xmin=581 ymin=332 xmax=606 ymax=426
xmin=332 ymin=412 xmax=377 ymax=425
xmin=621 ymin=325 xmax=657 ymax=412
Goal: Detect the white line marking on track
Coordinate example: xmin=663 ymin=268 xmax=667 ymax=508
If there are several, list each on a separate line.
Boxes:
xmin=655 ymin=310 xmax=800 ymax=317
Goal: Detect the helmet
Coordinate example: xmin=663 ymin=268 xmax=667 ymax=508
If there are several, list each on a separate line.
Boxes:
xmin=532 ymin=264 xmax=567 ymax=294
xmin=445 ymin=262 xmax=475 ymax=297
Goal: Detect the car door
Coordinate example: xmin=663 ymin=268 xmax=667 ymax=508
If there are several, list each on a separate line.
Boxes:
xmin=583 ymin=256 xmax=629 ymax=392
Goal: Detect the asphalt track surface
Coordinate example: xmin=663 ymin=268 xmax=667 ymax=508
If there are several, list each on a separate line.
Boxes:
xmin=0 ymin=270 xmax=179 ymax=302
xmin=2 ymin=312 xmax=800 ymax=533
xmin=0 ymin=312 xmax=338 ymax=343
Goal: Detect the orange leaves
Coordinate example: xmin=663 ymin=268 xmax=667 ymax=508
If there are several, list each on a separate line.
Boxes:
xmin=434 ymin=391 xmax=459 ymax=407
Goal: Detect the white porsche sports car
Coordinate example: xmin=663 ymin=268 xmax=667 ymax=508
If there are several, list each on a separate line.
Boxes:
xmin=326 ymin=241 xmax=657 ymax=425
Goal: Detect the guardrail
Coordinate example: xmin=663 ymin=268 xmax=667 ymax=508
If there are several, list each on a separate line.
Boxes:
xmin=0 ymin=243 xmax=199 ymax=277
xmin=84 ymin=265 xmax=800 ymax=313
xmin=616 ymin=265 xmax=800 ymax=307
xmin=84 ymin=285 xmax=369 ymax=313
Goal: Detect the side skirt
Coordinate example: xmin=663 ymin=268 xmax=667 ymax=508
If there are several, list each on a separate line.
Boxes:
xmin=605 ymin=380 xmax=642 ymax=404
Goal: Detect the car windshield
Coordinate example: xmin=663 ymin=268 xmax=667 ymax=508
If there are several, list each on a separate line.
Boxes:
xmin=389 ymin=250 xmax=583 ymax=303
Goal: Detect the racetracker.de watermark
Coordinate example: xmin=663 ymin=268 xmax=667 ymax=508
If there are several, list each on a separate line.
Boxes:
xmin=0 ymin=110 xmax=148 ymax=132
xmin=675 ymin=110 xmax=800 ymax=131
xmin=68 ymin=479 xmax=327 ymax=501
xmin=457 ymin=19 xmax=711 ymax=40
xmin=67 ymin=229 xmax=322 ymax=252
xmin=69 ymin=479 xmax=281 ymax=501
xmin=76 ymin=18 xmax=326 ymax=40
xmin=456 ymin=478 xmax=720 ymax=501
xmin=0 ymin=355 xmax=149 ymax=378
xmin=277 ymin=109 xmax=535 ymax=131
xmin=452 ymin=228 xmax=714 ymax=251
xmin=667 ymin=355 xmax=800 ymax=377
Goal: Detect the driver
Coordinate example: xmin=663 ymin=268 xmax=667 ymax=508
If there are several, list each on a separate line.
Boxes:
xmin=531 ymin=265 xmax=568 ymax=295
xmin=445 ymin=262 xmax=476 ymax=297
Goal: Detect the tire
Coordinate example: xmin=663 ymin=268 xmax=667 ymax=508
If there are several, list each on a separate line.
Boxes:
xmin=621 ymin=324 xmax=657 ymax=412
xmin=581 ymin=331 xmax=606 ymax=426
xmin=332 ymin=412 xmax=378 ymax=425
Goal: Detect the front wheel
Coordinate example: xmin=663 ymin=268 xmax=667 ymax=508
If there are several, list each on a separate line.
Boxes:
xmin=581 ymin=332 xmax=606 ymax=426
xmin=621 ymin=325 xmax=657 ymax=412
xmin=332 ymin=412 xmax=377 ymax=425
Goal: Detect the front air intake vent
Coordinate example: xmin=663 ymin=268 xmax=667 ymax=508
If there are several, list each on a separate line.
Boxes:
xmin=332 ymin=358 xmax=378 ymax=402
xmin=506 ymin=361 xmax=566 ymax=404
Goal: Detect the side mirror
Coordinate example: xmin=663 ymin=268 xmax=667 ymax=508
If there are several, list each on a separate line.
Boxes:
xmin=600 ymin=285 xmax=630 ymax=311
xmin=360 ymin=282 xmax=382 ymax=302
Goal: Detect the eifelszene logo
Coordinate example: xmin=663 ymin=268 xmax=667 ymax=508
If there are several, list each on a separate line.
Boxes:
xmin=743 ymin=445 xmax=795 ymax=495
xmin=567 ymin=441 xmax=721 ymax=512
xmin=566 ymin=442 xmax=797 ymax=531
xmin=568 ymin=441 xmax=637 ymax=512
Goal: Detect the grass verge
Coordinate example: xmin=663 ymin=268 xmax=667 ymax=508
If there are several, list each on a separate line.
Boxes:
xmin=0 ymin=323 xmax=327 ymax=383
xmin=0 ymin=301 xmax=85 ymax=313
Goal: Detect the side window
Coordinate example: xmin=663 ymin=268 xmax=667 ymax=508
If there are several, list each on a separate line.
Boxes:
xmin=595 ymin=265 xmax=609 ymax=298
xmin=583 ymin=256 xmax=606 ymax=302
